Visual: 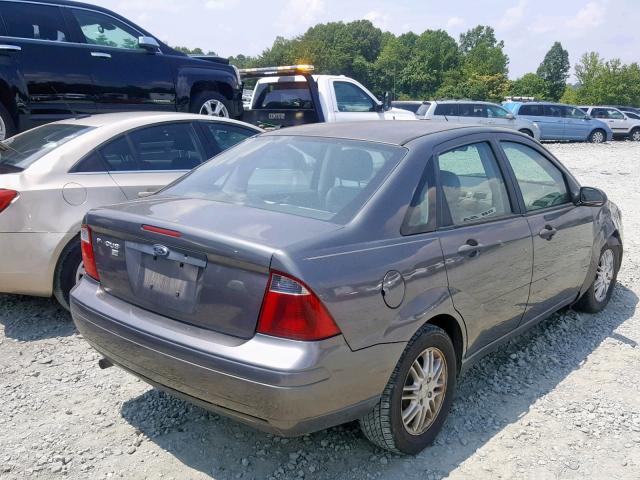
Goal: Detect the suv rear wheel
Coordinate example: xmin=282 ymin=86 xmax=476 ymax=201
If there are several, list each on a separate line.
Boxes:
xmin=191 ymin=91 xmax=231 ymax=118
xmin=359 ymin=324 xmax=456 ymax=454
xmin=630 ymin=127 xmax=640 ymax=142
xmin=588 ymin=129 xmax=606 ymax=143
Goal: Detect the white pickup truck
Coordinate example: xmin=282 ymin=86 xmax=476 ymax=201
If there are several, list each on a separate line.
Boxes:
xmin=240 ymin=65 xmax=415 ymax=128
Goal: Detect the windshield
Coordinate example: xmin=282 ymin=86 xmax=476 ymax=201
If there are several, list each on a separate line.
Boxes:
xmin=0 ymin=124 xmax=94 ymax=171
xmin=161 ymin=136 xmax=406 ymax=222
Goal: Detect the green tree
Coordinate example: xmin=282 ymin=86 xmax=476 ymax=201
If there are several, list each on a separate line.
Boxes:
xmin=536 ymin=42 xmax=570 ymax=100
xmin=459 ymin=25 xmax=509 ymax=76
xmin=510 ymin=73 xmax=550 ymax=99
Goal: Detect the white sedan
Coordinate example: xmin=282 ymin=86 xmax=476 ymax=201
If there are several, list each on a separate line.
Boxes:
xmin=0 ymin=112 xmax=261 ymax=309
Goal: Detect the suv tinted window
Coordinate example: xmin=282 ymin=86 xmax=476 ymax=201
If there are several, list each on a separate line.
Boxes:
xmin=544 ymin=105 xmax=563 ymax=117
xmin=0 ymin=2 xmax=69 ymax=42
xmin=254 ymin=82 xmax=312 ymax=109
xmin=333 ymin=82 xmax=376 ymax=113
xmin=70 ymin=8 xmax=140 ymax=49
xmin=201 ymin=122 xmax=256 ymax=154
xmin=518 ymin=104 xmax=542 ymax=116
xmin=438 ymin=143 xmax=512 ymax=225
xmin=128 ymin=123 xmax=204 ymax=171
xmin=501 ymin=142 xmax=570 ymax=211
xmin=434 ymin=104 xmax=459 ymax=116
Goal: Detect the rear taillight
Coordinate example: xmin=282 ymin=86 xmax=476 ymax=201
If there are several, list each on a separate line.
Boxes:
xmin=0 ymin=189 xmax=18 ymax=213
xmin=257 ymin=271 xmax=341 ymax=341
xmin=80 ymin=224 xmax=100 ymax=281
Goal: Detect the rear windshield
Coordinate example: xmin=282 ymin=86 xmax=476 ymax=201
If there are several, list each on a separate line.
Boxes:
xmin=254 ymin=82 xmax=313 ymax=110
xmin=161 ymin=136 xmax=406 ymax=222
xmin=416 ymin=103 xmax=431 ymax=116
xmin=0 ymin=124 xmax=94 ymax=171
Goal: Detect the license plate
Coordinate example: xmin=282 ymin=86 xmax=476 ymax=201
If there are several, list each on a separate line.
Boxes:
xmin=125 ymin=241 xmax=206 ymax=313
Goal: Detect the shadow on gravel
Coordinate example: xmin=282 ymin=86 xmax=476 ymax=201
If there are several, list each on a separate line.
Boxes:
xmin=0 ymin=294 xmax=75 ymax=341
xmin=121 ymin=283 xmax=637 ymax=480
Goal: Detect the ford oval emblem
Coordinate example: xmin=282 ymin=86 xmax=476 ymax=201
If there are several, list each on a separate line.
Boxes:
xmin=153 ymin=244 xmax=170 ymax=257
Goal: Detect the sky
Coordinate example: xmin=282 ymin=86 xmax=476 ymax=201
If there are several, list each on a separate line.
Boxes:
xmin=91 ymin=0 xmax=638 ymax=79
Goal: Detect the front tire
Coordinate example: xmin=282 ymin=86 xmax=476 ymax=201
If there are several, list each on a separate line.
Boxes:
xmin=588 ymin=129 xmax=606 ymax=143
xmin=190 ymin=91 xmax=231 ymax=118
xmin=575 ymin=239 xmax=620 ymax=313
xmin=359 ymin=324 xmax=456 ymax=454
xmin=53 ymin=239 xmax=84 ymax=311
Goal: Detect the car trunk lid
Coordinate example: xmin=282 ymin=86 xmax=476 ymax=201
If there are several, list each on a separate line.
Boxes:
xmin=86 ymin=196 xmax=341 ymax=338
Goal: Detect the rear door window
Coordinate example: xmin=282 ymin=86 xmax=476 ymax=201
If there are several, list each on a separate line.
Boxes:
xmin=591 ymin=108 xmax=608 ymax=119
xmin=127 ymin=123 xmax=205 ymax=171
xmin=544 ymin=105 xmax=563 ymax=117
xmin=437 ymin=143 xmax=512 ymax=225
xmin=518 ymin=104 xmax=542 ymax=116
xmin=0 ymin=2 xmax=69 ymax=42
xmin=434 ymin=104 xmax=459 ymax=116
xmin=459 ymin=104 xmax=486 ymax=117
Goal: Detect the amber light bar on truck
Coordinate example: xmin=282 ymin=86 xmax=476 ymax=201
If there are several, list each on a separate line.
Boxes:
xmin=239 ymin=64 xmax=315 ymax=78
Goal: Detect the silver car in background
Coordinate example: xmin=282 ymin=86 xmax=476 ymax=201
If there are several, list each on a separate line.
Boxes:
xmin=578 ymin=106 xmax=640 ymax=141
xmin=0 ymin=112 xmax=261 ymax=308
xmin=420 ymin=100 xmax=541 ymax=140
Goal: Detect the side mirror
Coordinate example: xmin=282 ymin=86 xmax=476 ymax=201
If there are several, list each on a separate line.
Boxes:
xmin=506 ymin=113 xmax=514 ymax=120
xmin=383 ymin=91 xmax=392 ymax=111
xmin=577 ymin=186 xmax=607 ymax=207
xmin=138 ymin=36 xmax=160 ymax=52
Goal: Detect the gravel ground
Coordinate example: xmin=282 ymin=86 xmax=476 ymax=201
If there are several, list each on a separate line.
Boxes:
xmin=1 ymin=141 xmax=639 ymax=480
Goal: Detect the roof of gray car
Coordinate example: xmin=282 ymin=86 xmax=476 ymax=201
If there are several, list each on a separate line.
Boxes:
xmin=263 ymin=121 xmax=475 ymax=146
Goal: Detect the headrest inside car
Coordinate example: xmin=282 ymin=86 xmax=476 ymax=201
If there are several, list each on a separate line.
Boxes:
xmin=333 ymin=149 xmax=374 ymax=182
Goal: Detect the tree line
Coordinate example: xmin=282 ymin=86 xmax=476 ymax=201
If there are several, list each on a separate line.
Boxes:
xmin=178 ymin=20 xmax=640 ymax=106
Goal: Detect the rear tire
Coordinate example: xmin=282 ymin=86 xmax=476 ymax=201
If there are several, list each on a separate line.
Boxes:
xmin=574 ymin=238 xmax=620 ymax=313
xmin=519 ymin=129 xmax=534 ymax=138
xmin=190 ymin=91 xmax=231 ymax=118
xmin=630 ymin=127 xmax=640 ymax=142
xmin=359 ymin=324 xmax=456 ymax=455
xmin=53 ymin=238 xmax=84 ymax=311
xmin=0 ymin=102 xmax=16 ymax=140
xmin=588 ymin=129 xmax=606 ymax=143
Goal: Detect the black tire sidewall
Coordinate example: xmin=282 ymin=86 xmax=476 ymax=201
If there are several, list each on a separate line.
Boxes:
xmin=589 ymin=129 xmax=605 ymax=143
xmin=389 ymin=328 xmax=457 ymax=455
xmin=190 ymin=91 xmax=231 ymax=118
xmin=577 ymin=241 xmax=620 ymax=313
xmin=0 ymin=102 xmax=16 ymax=139
xmin=54 ymin=241 xmax=83 ymax=310
xmin=630 ymin=128 xmax=640 ymax=142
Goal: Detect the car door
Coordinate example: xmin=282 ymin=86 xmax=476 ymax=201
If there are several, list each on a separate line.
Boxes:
xmin=518 ymin=104 xmax=548 ymax=138
xmin=435 ymin=137 xmax=533 ymax=356
xmin=563 ymin=105 xmax=592 ymax=140
xmin=605 ymin=108 xmax=629 ymax=135
xmin=486 ymin=104 xmax=513 ymax=128
xmin=64 ymin=7 xmax=176 ymax=112
xmin=0 ymin=1 xmax=95 ymax=129
xmin=542 ymin=104 xmax=565 ymax=139
xmin=96 ymin=122 xmax=207 ymax=199
xmin=498 ymin=138 xmax=594 ymax=323
xmin=330 ymin=80 xmax=382 ymax=122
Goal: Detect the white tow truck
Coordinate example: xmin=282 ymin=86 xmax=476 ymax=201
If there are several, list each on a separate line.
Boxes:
xmin=240 ymin=65 xmax=415 ymax=128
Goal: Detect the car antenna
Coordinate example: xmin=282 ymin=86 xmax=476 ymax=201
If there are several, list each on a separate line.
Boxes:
xmin=50 ymin=85 xmax=90 ymax=120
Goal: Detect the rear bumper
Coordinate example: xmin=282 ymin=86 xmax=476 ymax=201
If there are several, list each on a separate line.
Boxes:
xmin=70 ymin=278 xmax=404 ymax=436
xmin=0 ymin=232 xmax=67 ymax=296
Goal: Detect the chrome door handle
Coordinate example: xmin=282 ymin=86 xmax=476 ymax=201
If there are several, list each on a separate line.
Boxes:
xmin=0 ymin=44 xmax=21 ymax=52
xmin=458 ymin=240 xmax=484 ymax=257
xmin=91 ymin=51 xmax=111 ymax=59
xmin=539 ymin=225 xmax=557 ymax=240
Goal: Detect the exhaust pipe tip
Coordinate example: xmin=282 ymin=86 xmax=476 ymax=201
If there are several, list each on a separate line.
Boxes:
xmin=98 ymin=358 xmax=113 ymax=370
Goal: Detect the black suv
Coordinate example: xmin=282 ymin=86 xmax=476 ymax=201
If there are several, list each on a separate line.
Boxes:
xmin=0 ymin=0 xmax=243 ymax=139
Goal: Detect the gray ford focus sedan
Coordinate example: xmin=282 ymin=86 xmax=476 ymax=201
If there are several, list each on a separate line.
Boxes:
xmin=71 ymin=121 xmax=623 ymax=454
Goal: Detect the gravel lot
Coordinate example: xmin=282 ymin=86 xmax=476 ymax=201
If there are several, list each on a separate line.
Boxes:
xmin=1 ymin=141 xmax=639 ymax=480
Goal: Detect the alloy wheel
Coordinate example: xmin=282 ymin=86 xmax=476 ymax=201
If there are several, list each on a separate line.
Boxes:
xmin=591 ymin=131 xmax=605 ymax=143
xmin=594 ymin=249 xmax=614 ymax=302
xmin=199 ymin=99 xmax=229 ymax=118
xmin=401 ymin=347 xmax=448 ymax=435
xmin=632 ymin=130 xmax=640 ymax=142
